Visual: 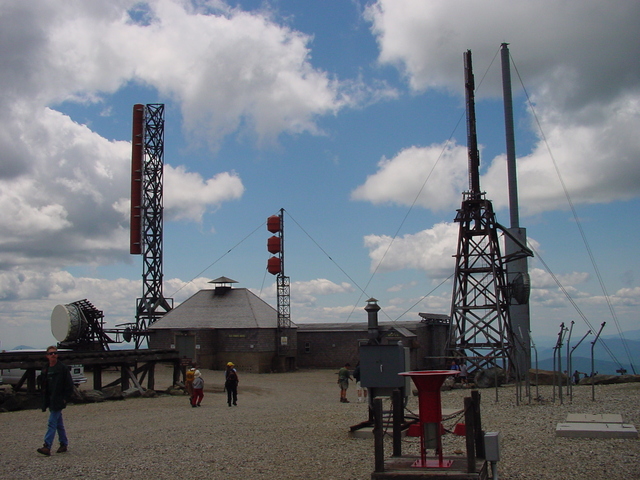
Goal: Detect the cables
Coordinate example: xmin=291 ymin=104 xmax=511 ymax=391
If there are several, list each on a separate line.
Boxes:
xmin=511 ymin=53 xmax=636 ymax=373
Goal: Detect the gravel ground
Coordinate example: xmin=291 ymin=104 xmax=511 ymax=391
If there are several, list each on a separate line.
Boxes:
xmin=2 ymin=367 xmax=639 ymax=479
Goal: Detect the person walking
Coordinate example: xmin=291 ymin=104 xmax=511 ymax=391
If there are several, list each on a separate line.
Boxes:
xmin=37 ymin=346 xmax=74 ymax=456
xmin=353 ymin=361 xmax=367 ymax=403
xmin=459 ymin=362 xmax=469 ymax=386
xmin=191 ymin=370 xmax=204 ymax=407
xmin=225 ymin=362 xmax=239 ymax=407
xmin=337 ymin=363 xmax=353 ymax=403
xmin=185 ymin=366 xmax=196 ymax=400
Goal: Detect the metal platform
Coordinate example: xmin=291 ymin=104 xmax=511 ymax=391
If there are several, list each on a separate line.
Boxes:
xmin=371 ymin=456 xmax=488 ymax=480
xmin=0 ymin=349 xmax=181 ymax=393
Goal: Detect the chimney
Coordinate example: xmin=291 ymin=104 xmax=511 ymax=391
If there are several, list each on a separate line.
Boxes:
xmin=365 ymin=298 xmax=381 ymax=345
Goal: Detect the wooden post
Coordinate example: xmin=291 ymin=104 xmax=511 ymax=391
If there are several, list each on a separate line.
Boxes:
xmin=147 ymin=362 xmax=155 ymax=390
xmin=26 ymin=368 xmax=37 ymax=394
xmin=93 ymin=365 xmax=102 ymax=390
xmin=464 ymin=396 xmax=476 ymax=473
xmin=392 ymin=389 xmax=403 ymax=457
xmin=173 ymin=361 xmax=181 ymax=386
xmin=471 ymin=390 xmax=485 ymax=458
xmin=120 ymin=364 xmax=130 ymax=391
xmin=374 ymin=397 xmax=385 ymax=472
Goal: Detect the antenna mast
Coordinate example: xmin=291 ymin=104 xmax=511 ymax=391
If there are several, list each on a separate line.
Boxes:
xmin=447 ymin=51 xmax=517 ymax=376
xmin=130 ymin=104 xmax=173 ymax=348
xmin=267 ymin=209 xmax=294 ymax=366
xmin=501 ymin=43 xmax=532 ymax=375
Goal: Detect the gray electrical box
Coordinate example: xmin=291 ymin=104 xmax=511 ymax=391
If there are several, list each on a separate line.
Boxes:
xmin=484 ymin=431 xmax=500 ymax=461
xmin=360 ymin=344 xmax=410 ymax=390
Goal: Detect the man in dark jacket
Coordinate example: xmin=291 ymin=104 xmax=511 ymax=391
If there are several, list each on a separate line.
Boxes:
xmin=225 ymin=362 xmax=239 ymax=407
xmin=37 ymin=346 xmax=74 ymax=456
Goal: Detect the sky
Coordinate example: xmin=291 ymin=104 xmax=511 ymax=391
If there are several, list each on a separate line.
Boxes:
xmin=0 ymin=0 xmax=638 ymax=355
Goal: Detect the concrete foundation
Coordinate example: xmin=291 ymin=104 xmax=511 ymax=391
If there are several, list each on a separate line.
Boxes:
xmin=565 ymin=413 xmax=623 ymax=424
xmin=556 ymin=422 xmax=638 ymax=439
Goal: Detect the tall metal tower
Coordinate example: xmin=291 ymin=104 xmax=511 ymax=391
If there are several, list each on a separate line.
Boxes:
xmin=130 ymin=103 xmax=173 ymax=348
xmin=447 ymin=51 xmax=517 ymax=375
xmin=266 ymin=208 xmax=292 ymax=356
xmin=501 ymin=43 xmax=533 ymax=376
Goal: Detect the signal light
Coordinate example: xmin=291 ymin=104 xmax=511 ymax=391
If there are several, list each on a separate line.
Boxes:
xmin=267 ymin=215 xmax=281 ymax=233
xmin=267 ymin=256 xmax=281 ymax=275
xmin=267 ymin=235 xmax=281 ymax=254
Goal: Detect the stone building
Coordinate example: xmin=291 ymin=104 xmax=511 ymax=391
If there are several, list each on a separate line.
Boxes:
xmin=148 ymin=277 xmax=450 ymax=373
xmin=295 ymin=313 xmax=450 ymax=371
xmin=148 ymin=277 xmax=297 ymax=373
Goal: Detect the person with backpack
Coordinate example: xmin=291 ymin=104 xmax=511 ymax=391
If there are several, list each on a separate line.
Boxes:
xmin=185 ymin=366 xmax=196 ymax=400
xmin=337 ymin=362 xmax=353 ymax=403
xmin=225 ymin=362 xmax=239 ymax=407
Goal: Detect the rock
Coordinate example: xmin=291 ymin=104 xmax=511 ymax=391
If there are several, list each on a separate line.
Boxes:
xmin=529 ymin=369 xmax=568 ymax=385
xmin=474 ymin=367 xmax=506 ymax=388
xmin=80 ymin=389 xmax=106 ymax=403
xmin=101 ymin=385 xmax=123 ymax=400
xmin=441 ymin=375 xmax=457 ymax=390
xmin=70 ymin=386 xmax=84 ymax=403
xmin=0 ymin=395 xmax=23 ymax=412
xmin=122 ymin=387 xmax=142 ymax=399
xmin=579 ymin=374 xmax=640 ymax=385
xmin=0 ymin=384 xmax=14 ymax=403
xmin=166 ymin=385 xmax=187 ymax=396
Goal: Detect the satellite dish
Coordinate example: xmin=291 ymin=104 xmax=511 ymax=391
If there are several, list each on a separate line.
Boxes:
xmin=51 ymin=304 xmax=88 ymax=342
xmin=509 ymin=273 xmax=531 ymax=304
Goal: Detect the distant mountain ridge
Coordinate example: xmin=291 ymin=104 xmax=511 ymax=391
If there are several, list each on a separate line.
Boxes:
xmin=533 ymin=330 xmax=640 ymax=375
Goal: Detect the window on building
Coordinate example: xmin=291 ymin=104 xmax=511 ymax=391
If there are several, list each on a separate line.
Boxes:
xmin=304 ymin=342 xmax=311 ymax=354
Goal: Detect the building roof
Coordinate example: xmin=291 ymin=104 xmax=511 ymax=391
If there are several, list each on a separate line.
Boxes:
xmin=296 ymin=321 xmax=420 ymax=336
xmin=149 ymin=288 xmax=291 ymax=330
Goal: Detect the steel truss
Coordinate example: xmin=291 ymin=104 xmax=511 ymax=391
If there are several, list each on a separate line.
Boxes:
xmin=449 ymin=195 xmax=516 ymax=373
xmin=447 ymin=51 xmax=517 ymax=376
xmin=135 ymin=104 xmax=172 ymax=348
xmin=274 ymin=209 xmax=292 ymax=355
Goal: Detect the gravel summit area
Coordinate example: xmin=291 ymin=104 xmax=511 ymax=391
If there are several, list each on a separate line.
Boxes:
xmin=2 ymin=367 xmax=639 ymax=480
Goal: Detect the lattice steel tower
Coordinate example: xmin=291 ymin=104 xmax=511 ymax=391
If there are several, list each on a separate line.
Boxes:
xmin=266 ymin=209 xmax=292 ymax=356
xmin=447 ymin=51 xmax=517 ymax=375
xmin=130 ymin=104 xmax=173 ymax=348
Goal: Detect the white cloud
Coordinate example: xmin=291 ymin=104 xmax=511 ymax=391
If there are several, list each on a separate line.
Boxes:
xmin=0 ymin=0 xmax=347 ymax=145
xmin=351 ymin=143 xmax=467 ymax=211
xmin=164 ymin=166 xmax=244 ymax=222
xmin=0 ymin=107 xmax=133 ymax=268
xmin=0 ymin=0 xmax=363 ymax=270
xmin=0 ymin=268 xmax=220 ymax=349
xmin=291 ymin=278 xmax=354 ymax=306
xmin=363 ymin=0 xmax=640 ymax=214
xmin=364 ymin=222 xmax=458 ymax=277
xmin=530 ymin=267 xmax=590 ymax=291
xmin=483 ymin=93 xmax=640 ymax=215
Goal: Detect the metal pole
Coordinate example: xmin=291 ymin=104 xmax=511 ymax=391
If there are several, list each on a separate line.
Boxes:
xmin=374 ymin=397 xmax=385 ymax=472
xmin=519 ymin=326 xmax=531 ymax=403
xmin=569 ymin=329 xmax=591 ymax=402
xmin=591 ymin=322 xmax=606 ymax=401
xmin=530 ymin=334 xmax=539 ymax=400
xmin=392 ymin=389 xmax=403 ymax=457
xmin=552 ymin=323 xmax=563 ymax=402
xmin=501 ymin=43 xmax=519 ymax=228
xmin=566 ymin=321 xmax=574 ymax=397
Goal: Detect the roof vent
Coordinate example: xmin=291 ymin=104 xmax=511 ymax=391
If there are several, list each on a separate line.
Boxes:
xmin=208 ymin=276 xmax=238 ymax=296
